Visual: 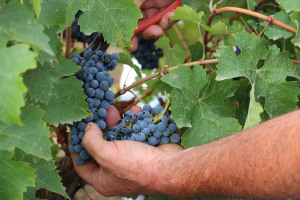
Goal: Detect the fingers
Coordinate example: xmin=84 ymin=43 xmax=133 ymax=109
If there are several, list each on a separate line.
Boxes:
xmin=106 ymin=105 xmax=121 ymax=129
xmin=158 ymin=11 xmax=176 ymax=30
xmin=68 ymin=133 xmax=100 ymax=184
xmin=127 ymin=36 xmax=138 ymax=52
xmin=139 ymin=25 xmax=164 ymax=40
xmin=82 ymin=123 xmax=112 ymax=164
xmin=131 ymin=106 xmax=142 ymax=114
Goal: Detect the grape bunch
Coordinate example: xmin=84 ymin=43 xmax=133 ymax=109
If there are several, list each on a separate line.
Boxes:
xmin=106 ymin=104 xmax=181 ymax=146
xmin=71 ymin=11 xmax=98 ymax=44
xmin=68 ymin=48 xmax=119 ymax=165
xmin=132 ymin=37 xmax=164 ymax=70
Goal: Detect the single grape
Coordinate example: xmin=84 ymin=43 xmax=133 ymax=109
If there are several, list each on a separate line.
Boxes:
xmin=74 ymin=144 xmax=82 ymax=153
xmin=157 ymin=122 xmax=167 ymax=131
xmin=161 ymin=136 xmax=170 ymax=144
xmin=69 ymin=144 xmax=76 ymax=153
xmin=171 ymin=133 xmax=181 ymax=143
xmin=80 ymin=150 xmax=91 ymax=160
xmin=70 ymin=135 xmax=80 ymax=145
xmin=98 ymin=108 xmax=107 ymax=118
xmin=148 ymin=136 xmax=158 ymax=146
xmin=76 ymin=155 xmax=85 ymax=165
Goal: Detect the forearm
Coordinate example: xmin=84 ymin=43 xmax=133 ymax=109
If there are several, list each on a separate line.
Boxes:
xmin=152 ymin=110 xmax=300 ymax=199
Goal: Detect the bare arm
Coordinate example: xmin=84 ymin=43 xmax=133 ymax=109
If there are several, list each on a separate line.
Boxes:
xmin=153 ymin=110 xmax=300 ymax=199
xmin=70 ymin=108 xmax=300 ymax=199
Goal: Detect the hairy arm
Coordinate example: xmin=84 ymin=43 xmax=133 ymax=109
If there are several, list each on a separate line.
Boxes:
xmin=152 ymin=110 xmax=300 ymax=199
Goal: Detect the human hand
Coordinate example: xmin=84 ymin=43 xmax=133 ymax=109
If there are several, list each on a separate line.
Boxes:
xmin=69 ymin=105 xmax=183 ymax=197
xmin=127 ymin=0 xmax=178 ymax=52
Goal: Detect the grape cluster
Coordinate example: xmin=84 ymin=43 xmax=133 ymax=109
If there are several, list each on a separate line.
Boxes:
xmin=106 ymin=104 xmax=181 ymax=146
xmin=68 ymin=48 xmax=119 ymax=165
xmin=71 ymin=11 xmax=98 ymax=44
xmin=132 ymin=37 xmax=164 ymax=70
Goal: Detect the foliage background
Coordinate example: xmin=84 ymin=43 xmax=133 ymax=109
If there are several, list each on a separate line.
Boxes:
xmin=0 ymin=0 xmax=299 ymax=199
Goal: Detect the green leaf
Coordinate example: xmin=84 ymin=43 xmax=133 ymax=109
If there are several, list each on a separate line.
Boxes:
xmin=0 ymin=44 xmax=36 ymax=124
xmin=13 ymin=149 xmax=68 ymax=199
xmin=118 ymin=51 xmax=142 ymax=77
xmin=217 ymin=32 xmax=300 ymax=118
xmin=188 ymin=41 xmax=203 ymax=62
xmin=24 ymin=59 xmax=80 ymax=102
xmin=275 ymin=0 xmax=300 ymax=13
xmin=44 ymin=77 xmax=90 ymax=126
xmin=243 ymin=85 xmax=263 ymax=129
xmin=162 ymin=66 xmax=241 ymax=148
xmin=38 ymin=26 xmax=64 ymax=65
xmin=39 ymin=0 xmax=67 ymax=26
xmin=261 ymin=11 xmax=295 ymax=40
xmin=247 ymin=0 xmax=259 ymax=11
xmin=291 ymin=12 xmax=300 ymax=48
xmin=232 ymin=79 xmax=251 ymax=127
xmin=66 ymin=0 xmax=142 ymax=47
xmin=0 ymin=105 xmax=52 ymax=160
xmin=0 ymin=150 xmax=36 ymax=200
xmin=155 ymin=37 xmax=186 ymax=68
xmin=0 ymin=1 xmax=53 ymax=54
xmin=30 ymin=0 xmax=43 ymax=20
xmin=172 ymin=5 xmax=204 ymax=24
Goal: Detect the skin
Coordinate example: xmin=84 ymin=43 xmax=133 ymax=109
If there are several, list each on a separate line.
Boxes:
xmin=127 ymin=0 xmax=177 ymax=52
xmin=69 ymin=106 xmax=300 ymax=199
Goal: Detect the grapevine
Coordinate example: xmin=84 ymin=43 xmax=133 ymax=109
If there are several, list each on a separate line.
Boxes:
xmin=1 ymin=0 xmax=300 ymax=200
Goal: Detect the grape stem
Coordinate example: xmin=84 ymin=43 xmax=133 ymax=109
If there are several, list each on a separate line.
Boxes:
xmin=114 ymin=59 xmax=219 ymax=98
xmin=152 ymin=92 xmax=171 ymax=124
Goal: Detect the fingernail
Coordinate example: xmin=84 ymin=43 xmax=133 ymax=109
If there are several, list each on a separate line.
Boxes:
xmin=85 ymin=123 xmax=92 ymax=132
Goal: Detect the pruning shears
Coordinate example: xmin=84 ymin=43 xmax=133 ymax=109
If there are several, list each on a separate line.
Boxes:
xmin=80 ymin=0 xmax=181 ymax=56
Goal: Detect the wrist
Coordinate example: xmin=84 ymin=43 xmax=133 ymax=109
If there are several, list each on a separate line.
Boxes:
xmin=148 ymin=149 xmax=192 ymax=197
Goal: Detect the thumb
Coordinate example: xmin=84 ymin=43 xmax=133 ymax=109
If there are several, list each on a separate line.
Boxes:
xmin=82 ymin=122 xmax=110 ymax=164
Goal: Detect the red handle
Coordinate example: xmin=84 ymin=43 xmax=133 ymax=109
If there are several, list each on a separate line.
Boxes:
xmin=134 ymin=0 xmax=181 ymax=36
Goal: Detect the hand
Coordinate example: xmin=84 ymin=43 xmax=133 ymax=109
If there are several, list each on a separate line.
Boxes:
xmin=127 ymin=0 xmax=178 ymax=52
xmin=69 ymin=105 xmax=183 ymax=197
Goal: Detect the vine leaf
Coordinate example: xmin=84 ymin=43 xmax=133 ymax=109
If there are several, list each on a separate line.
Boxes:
xmin=244 ymin=86 xmax=263 ymax=130
xmin=43 ymin=76 xmax=90 ymax=126
xmin=24 ymin=59 xmax=80 ymax=103
xmin=247 ymin=0 xmax=259 ymax=11
xmin=118 ymin=51 xmax=142 ymax=77
xmin=39 ymin=0 xmax=67 ymax=26
xmin=24 ymin=59 xmax=89 ymax=126
xmin=30 ymin=0 xmax=43 ymax=21
xmin=0 ymin=105 xmax=52 ymax=160
xmin=0 ymin=150 xmax=36 ymax=200
xmin=260 ymin=11 xmax=295 ymax=41
xmin=155 ymin=37 xmax=185 ymax=68
xmin=217 ymin=32 xmax=300 ymax=119
xmin=0 ymin=1 xmax=53 ymax=54
xmin=275 ymin=0 xmax=300 ymax=13
xmin=0 ymin=44 xmax=36 ymax=125
xmin=171 ymin=5 xmax=204 ymax=24
xmin=66 ymin=0 xmax=142 ymax=47
xmin=162 ymin=66 xmax=241 ymax=148
xmin=291 ymin=12 xmax=300 ymax=48
xmin=13 ymin=149 xmax=68 ymax=199
xmin=38 ymin=26 xmax=64 ymax=65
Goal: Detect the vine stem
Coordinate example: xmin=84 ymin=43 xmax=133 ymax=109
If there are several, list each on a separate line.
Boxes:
xmin=115 ymin=56 xmax=300 ymax=98
xmin=65 ymin=26 xmax=72 ymax=59
xmin=214 ymin=7 xmax=297 ymax=34
xmin=153 ymin=92 xmax=171 ymax=124
xmin=114 ymin=59 xmax=218 ymax=98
